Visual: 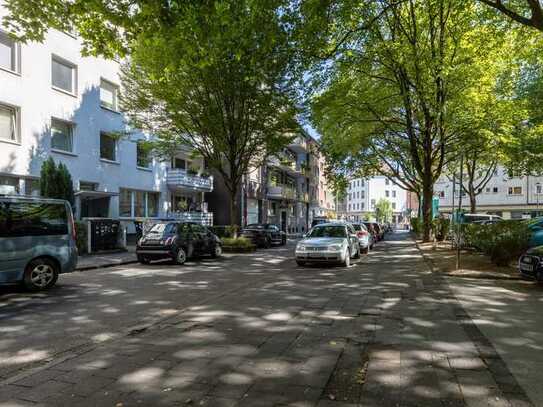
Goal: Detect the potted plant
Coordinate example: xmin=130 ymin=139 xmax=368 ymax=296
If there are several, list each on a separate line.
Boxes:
xmin=200 ymin=170 xmax=211 ymax=178
xmin=187 ymin=166 xmax=198 ymax=176
xmin=177 ymin=200 xmax=188 ymax=212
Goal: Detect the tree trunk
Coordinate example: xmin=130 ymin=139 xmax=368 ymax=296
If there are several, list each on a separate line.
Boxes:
xmin=421 ymin=180 xmax=433 ymax=242
xmin=228 ymin=187 xmax=239 ymax=238
xmin=469 ymin=193 xmax=476 ymax=214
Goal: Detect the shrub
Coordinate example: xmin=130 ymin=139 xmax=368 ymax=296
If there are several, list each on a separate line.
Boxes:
xmin=75 ymin=221 xmax=87 ymax=255
xmin=461 ymin=221 xmax=531 ymax=266
xmin=410 ymin=218 xmax=423 ymax=237
xmin=433 ymin=218 xmax=450 ymax=241
xmin=210 ymin=225 xmax=239 ymax=238
xmin=222 ymin=237 xmax=255 ymax=252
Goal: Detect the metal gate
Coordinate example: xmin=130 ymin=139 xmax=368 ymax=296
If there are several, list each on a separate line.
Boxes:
xmin=90 ymin=219 xmax=120 ymax=252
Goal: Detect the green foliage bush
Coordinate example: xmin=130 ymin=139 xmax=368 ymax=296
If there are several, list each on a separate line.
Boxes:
xmin=222 ymin=237 xmax=255 ymax=252
xmin=75 ymin=221 xmax=87 ymax=255
xmin=40 ymin=157 xmax=74 ymax=205
xmin=210 ymin=225 xmax=240 ymax=238
xmin=410 ymin=218 xmax=423 ymax=237
xmin=462 ymin=220 xmax=531 ymax=266
xmin=433 ymin=218 xmax=451 ymax=241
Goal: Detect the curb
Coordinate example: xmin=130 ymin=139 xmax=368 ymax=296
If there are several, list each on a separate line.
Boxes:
xmin=75 ymin=260 xmax=138 ymax=272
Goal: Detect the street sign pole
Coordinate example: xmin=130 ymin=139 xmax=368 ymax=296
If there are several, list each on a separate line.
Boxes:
xmin=456 ymin=153 xmax=464 ymax=271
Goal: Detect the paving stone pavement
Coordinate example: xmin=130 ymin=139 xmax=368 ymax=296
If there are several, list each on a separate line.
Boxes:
xmin=0 ymin=232 xmax=534 ymax=406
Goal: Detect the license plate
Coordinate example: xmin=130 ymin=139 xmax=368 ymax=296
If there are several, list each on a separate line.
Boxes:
xmin=520 ymin=263 xmax=534 ymax=272
xmin=308 ymin=253 xmax=324 ymax=258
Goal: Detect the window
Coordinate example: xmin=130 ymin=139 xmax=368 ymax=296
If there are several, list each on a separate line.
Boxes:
xmin=0 ymin=202 xmax=68 ymax=238
xmin=0 ymin=103 xmax=18 ymax=142
xmin=51 ymin=118 xmax=74 ymax=152
xmin=392 ymin=202 xmax=396 ymax=210
xmin=438 ymin=191 xmax=445 ymax=198
xmin=147 ymin=193 xmax=159 ymax=217
xmin=100 ymin=132 xmax=117 ymax=161
xmin=0 ymin=175 xmax=19 ymax=194
xmin=52 ymin=56 xmax=77 ymax=94
xmin=100 ymin=79 xmax=119 ymax=111
xmin=371 ymin=199 xmax=376 ymax=209
xmin=385 ymin=179 xmax=390 ymax=185
xmin=348 ymin=204 xmax=351 ymax=211
xmin=537 ymin=184 xmax=543 ymax=195
xmin=392 ymin=190 xmax=396 ymax=198
xmin=493 ymin=187 xmax=498 ymax=193
xmin=137 ymin=142 xmax=151 ymax=168
xmin=385 ymin=190 xmax=389 ymax=197
xmin=361 ymin=202 xmax=365 ymax=210
xmin=79 ymin=182 xmax=97 ymax=191
xmin=24 ymin=179 xmax=40 ymax=196
xmin=357 ymin=191 xmax=360 ymax=199
xmin=134 ymin=190 xmax=145 ymax=217
xmin=0 ymin=31 xmax=19 ymax=73
xmin=508 ymin=186 xmax=522 ymax=195
xmin=119 ymin=188 xmax=160 ymax=218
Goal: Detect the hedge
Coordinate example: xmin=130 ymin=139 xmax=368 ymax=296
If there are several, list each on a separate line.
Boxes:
xmin=461 ymin=220 xmax=531 ymax=266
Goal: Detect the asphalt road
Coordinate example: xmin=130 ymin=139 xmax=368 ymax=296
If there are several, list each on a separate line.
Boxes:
xmin=0 ymin=231 xmax=540 ymax=406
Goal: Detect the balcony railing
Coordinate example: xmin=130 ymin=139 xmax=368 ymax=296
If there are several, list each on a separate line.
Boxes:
xmin=165 ymin=211 xmax=213 ymax=226
xmin=288 ymin=136 xmax=308 ymax=152
xmin=166 ymin=169 xmax=213 ymax=192
xmin=267 ymin=185 xmax=296 ymax=200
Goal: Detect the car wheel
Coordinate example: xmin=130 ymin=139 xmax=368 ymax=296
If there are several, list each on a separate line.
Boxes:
xmin=137 ymin=255 xmax=150 ymax=264
xmin=296 ymin=260 xmax=306 ymax=267
xmin=211 ymin=244 xmax=222 ymax=258
xmin=343 ymin=250 xmax=351 ymax=267
xmin=175 ymin=247 xmax=187 ymax=265
xmin=265 ymin=237 xmax=272 ymax=249
xmin=23 ymin=258 xmax=59 ymax=291
xmin=362 ymin=246 xmax=369 ymax=254
xmin=354 ymin=245 xmax=360 ymax=259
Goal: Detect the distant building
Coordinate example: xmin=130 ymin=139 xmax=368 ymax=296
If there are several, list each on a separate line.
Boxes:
xmin=435 ymin=166 xmax=543 ymax=219
xmin=342 ymin=176 xmax=407 ymax=224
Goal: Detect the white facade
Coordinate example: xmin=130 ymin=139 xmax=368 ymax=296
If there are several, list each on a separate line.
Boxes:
xmin=435 ymin=166 xmax=543 ymax=219
xmin=0 ymin=3 xmax=213 ymax=229
xmin=344 ymin=176 xmax=407 ymax=223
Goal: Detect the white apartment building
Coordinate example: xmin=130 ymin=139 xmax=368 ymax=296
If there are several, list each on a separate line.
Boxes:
xmin=0 ymin=3 xmax=213 ymax=230
xmin=343 ymin=176 xmax=407 ymax=223
xmin=435 ymin=166 xmax=543 ymax=219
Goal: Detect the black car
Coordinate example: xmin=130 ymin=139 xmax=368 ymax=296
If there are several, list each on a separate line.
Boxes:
xmin=519 ymin=246 xmax=543 ymax=282
xmin=241 ymin=223 xmax=287 ymax=248
xmin=136 ymin=222 xmax=222 ymax=265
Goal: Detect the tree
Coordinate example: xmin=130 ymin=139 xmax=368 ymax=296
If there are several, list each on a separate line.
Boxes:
xmin=119 ymin=1 xmax=298 ymax=231
xmin=375 ymin=198 xmax=392 ymax=223
xmin=40 ymin=157 xmax=74 ymax=205
xmin=479 ymin=0 xmax=543 ymax=31
xmin=311 ymin=0 xmax=485 ymax=241
xmin=4 ymin=1 xmax=299 ymax=231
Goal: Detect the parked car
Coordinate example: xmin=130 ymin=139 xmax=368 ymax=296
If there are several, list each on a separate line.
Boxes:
xmin=362 ymin=222 xmax=377 ymax=248
xmin=372 ymin=222 xmax=384 ymax=241
xmin=0 ymin=196 xmax=78 ymax=290
xmin=136 ymin=222 xmax=222 ymax=265
xmin=463 ymin=213 xmax=503 ymax=224
xmin=241 ymin=223 xmax=286 ymax=248
xmin=518 ymin=246 xmax=543 ymax=282
xmin=311 ymin=217 xmax=329 ymax=228
xmin=295 ymin=223 xmax=360 ymax=267
xmin=527 ymin=218 xmax=543 ymax=247
xmin=351 ymin=222 xmax=371 ymax=254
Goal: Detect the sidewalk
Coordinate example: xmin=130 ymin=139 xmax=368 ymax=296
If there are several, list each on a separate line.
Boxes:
xmin=76 ymin=247 xmax=137 ymax=271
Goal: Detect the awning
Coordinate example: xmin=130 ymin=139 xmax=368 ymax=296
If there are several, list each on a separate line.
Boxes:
xmin=75 ymin=190 xmax=118 ymax=201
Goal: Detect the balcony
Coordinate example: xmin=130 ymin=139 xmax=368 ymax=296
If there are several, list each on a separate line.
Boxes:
xmin=246 ymin=180 xmax=263 ymax=199
xmin=298 ymin=192 xmax=309 ymax=203
xmin=166 ymin=211 xmax=213 ymax=226
xmin=268 ymin=156 xmax=306 ymax=177
xmin=267 ymin=185 xmax=296 ymax=200
xmin=288 ymin=135 xmax=308 ymax=153
xmin=166 ymin=169 xmax=213 ymax=193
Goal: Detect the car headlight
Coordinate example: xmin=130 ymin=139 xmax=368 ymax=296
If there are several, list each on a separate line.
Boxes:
xmin=328 ymin=244 xmax=343 ymax=251
xmin=297 ymin=244 xmax=306 ymax=251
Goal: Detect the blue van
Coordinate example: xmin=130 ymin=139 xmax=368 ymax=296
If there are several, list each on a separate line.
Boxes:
xmin=0 ymin=196 xmax=78 ymax=290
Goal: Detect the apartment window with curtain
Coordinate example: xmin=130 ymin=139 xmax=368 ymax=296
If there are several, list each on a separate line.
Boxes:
xmin=119 ymin=189 xmax=160 ymax=218
xmin=0 ymin=175 xmax=19 ymax=194
xmin=52 ymin=56 xmax=77 ymax=95
xmin=508 ymin=186 xmax=522 ymax=195
xmin=100 ymin=79 xmax=119 ymax=111
xmin=119 ymin=189 xmax=132 ymax=217
xmin=51 ymin=118 xmax=74 ymax=152
xmin=0 ymin=103 xmax=18 ymax=142
xmin=0 ymin=30 xmax=20 ymax=74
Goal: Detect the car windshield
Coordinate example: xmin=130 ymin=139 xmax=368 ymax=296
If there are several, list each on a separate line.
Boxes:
xmin=148 ymin=223 xmax=176 ymax=235
xmin=352 ymin=224 xmax=362 ymax=231
xmin=308 ymin=226 xmax=346 ymax=238
xmin=246 ymin=224 xmax=264 ymax=229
